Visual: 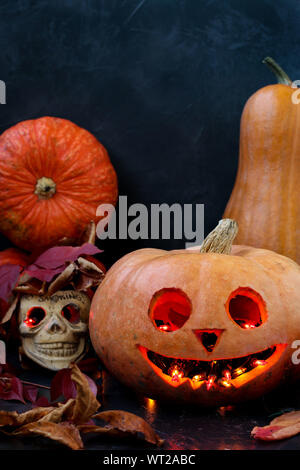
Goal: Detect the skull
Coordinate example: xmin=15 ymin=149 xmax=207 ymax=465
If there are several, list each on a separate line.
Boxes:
xmin=18 ymin=290 xmax=90 ymax=370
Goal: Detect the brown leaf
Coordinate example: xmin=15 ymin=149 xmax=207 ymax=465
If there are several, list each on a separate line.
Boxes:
xmin=82 ymin=221 xmax=96 ymax=245
xmin=0 ymin=407 xmax=56 ymax=427
xmin=47 ymin=263 xmax=77 ymax=295
xmin=5 ymin=421 xmax=83 ymax=450
xmin=74 ymin=257 xmax=105 ymax=291
xmin=39 ymin=399 xmax=75 ymax=423
xmin=14 ymin=277 xmax=47 ymax=296
xmin=85 ymin=410 xmax=164 ymax=446
xmin=252 ymin=411 xmax=300 ymax=441
xmin=69 ymin=364 xmax=100 ymax=424
xmin=77 ymin=257 xmax=105 ymax=277
xmin=0 ymin=294 xmax=19 ymax=324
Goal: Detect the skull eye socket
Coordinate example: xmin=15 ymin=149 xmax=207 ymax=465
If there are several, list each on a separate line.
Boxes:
xmin=24 ymin=307 xmax=46 ymax=328
xmin=226 ymin=287 xmax=267 ymax=329
xmin=61 ymin=303 xmax=80 ymax=324
xmin=149 ymin=288 xmax=192 ymax=332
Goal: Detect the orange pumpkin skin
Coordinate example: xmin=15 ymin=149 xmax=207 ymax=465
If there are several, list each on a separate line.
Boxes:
xmin=224 ymin=83 xmax=300 ymax=264
xmin=90 ymin=245 xmax=300 ymax=406
xmin=0 ymin=117 xmax=118 ymax=252
xmin=0 ymin=247 xmax=29 ymax=268
xmin=0 ymin=247 xmax=29 ymax=319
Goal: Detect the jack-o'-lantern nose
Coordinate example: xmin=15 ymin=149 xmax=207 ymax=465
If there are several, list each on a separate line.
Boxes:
xmin=193 ymin=329 xmax=224 ymax=353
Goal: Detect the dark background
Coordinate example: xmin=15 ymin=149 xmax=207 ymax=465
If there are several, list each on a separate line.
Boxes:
xmin=1 ymin=0 xmax=300 ymax=452
xmin=0 ymin=0 xmax=300 ymax=263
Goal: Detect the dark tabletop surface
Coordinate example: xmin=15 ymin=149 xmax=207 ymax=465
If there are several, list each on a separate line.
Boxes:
xmin=1 ymin=349 xmax=300 ymax=452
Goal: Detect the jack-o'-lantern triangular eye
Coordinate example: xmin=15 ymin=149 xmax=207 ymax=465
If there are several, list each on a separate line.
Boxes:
xmin=149 ymin=288 xmax=192 ymax=332
xmin=226 ymin=287 xmax=267 ymax=329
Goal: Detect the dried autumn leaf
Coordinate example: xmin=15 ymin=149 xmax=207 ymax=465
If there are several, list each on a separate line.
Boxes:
xmin=69 ymin=364 xmax=100 ymax=424
xmin=47 ymin=263 xmax=77 ymax=295
xmin=25 ymin=243 xmax=102 ymax=282
xmin=39 ymin=399 xmax=75 ymax=423
xmin=252 ymin=410 xmax=300 ymax=441
xmin=50 ymin=367 xmax=98 ymax=403
xmin=58 ymin=221 xmax=96 ymax=247
xmin=0 ymin=294 xmax=19 ymax=324
xmin=82 ymin=221 xmax=96 ymax=245
xmin=0 ymin=376 xmax=26 ymax=403
xmin=23 ymin=384 xmax=39 ymax=404
xmin=0 ymin=406 xmax=56 ymax=427
xmin=32 ymin=396 xmax=51 ymax=408
xmin=82 ymin=410 xmax=164 ymax=446
xmin=5 ymin=421 xmax=83 ymax=450
xmin=14 ymin=276 xmax=46 ymax=296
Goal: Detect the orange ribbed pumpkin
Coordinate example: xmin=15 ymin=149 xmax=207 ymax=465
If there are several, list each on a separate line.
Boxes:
xmin=224 ymin=58 xmax=300 ymax=264
xmin=0 ymin=117 xmax=118 ymax=252
xmin=0 ymin=247 xmax=29 ymax=267
xmin=90 ymin=220 xmax=300 ymax=406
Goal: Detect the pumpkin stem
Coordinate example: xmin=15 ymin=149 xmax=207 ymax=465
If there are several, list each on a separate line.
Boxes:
xmin=263 ymin=57 xmax=292 ymax=85
xmin=35 ymin=177 xmax=56 ymax=200
xmin=199 ymin=219 xmax=238 ymax=255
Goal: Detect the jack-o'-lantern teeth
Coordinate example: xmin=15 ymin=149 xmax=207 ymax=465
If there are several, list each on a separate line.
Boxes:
xmin=35 ymin=342 xmax=78 ymax=357
xmin=140 ymin=345 xmax=280 ymax=390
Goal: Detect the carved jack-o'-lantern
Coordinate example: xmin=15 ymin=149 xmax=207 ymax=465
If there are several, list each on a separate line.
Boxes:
xmin=18 ymin=291 xmax=90 ymax=371
xmin=90 ymin=220 xmax=300 ymax=406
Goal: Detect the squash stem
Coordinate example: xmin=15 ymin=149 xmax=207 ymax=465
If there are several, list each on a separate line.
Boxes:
xmin=263 ymin=57 xmax=292 ymax=85
xmin=199 ymin=219 xmax=238 ymax=255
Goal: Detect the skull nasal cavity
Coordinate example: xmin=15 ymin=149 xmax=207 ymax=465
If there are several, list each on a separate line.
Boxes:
xmin=47 ymin=320 xmax=64 ymax=333
xmin=193 ymin=329 xmax=223 ymax=353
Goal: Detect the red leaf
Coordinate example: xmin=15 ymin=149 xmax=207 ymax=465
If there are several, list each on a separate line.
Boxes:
xmin=32 ymin=396 xmax=51 ymax=408
xmin=76 ymin=357 xmax=101 ymax=375
xmin=25 ymin=243 xmax=102 ymax=282
xmin=23 ymin=384 xmax=39 ymax=404
xmin=0 ymin=264 xmax=22 ymax=301
xmin=50 ymin=368 xmax=97 ymax=403
xmin=24 ymin=267 xmax=64 ymax=282
xmin=0 ymin=376 xmax=25 ymax=403
xmin=0 ymin=363 xmax=18 ymax=376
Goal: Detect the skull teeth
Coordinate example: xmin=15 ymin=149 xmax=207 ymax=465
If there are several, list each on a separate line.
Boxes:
xmin=35 ymin=343 xmax=78 ymax=357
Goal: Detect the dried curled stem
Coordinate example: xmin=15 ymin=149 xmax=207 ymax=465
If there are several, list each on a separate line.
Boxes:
xmin=199 ymin=219 xmax=238 ymax=254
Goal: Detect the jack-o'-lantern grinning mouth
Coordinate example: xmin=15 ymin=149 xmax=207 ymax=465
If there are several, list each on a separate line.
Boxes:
xmin=138 ymin=344 xmax=287 ymax=390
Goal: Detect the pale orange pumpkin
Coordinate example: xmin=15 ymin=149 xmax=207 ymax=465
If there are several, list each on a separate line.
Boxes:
xmin=0 ymin=117 xmax=118 ymax=253
xmin=90 ymin=220 xmax=300 ymax=406
xmin=224 ymin=57 xmax=300 ymax=264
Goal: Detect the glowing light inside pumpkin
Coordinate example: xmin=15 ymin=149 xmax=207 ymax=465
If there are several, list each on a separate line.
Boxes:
xmin=219 ymin=379 xmax=231 ymax=388
xmin=149 ymin=288 xmax=192 ymax=332
xmin=226 ymin=287 xmax=267 ymax=329
xmin=170 ymin=365 xmax=184 ymax=382
xmin=223 ymin=369 xmax=232 ymax=381
xmin=206 ymin=375 xmax=216 ymax=390
xmin=252 ymin=359 xmax=267 ymax=367
xmin=159 ymin=324 xmax=171 ymax=332
xmin=192 ymin=373 xmax=206 ymax=382
xmin=233 ymin=367 xmax=246 ymax=377
xmin=139 ymin=344 xmax=287 ymax=389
